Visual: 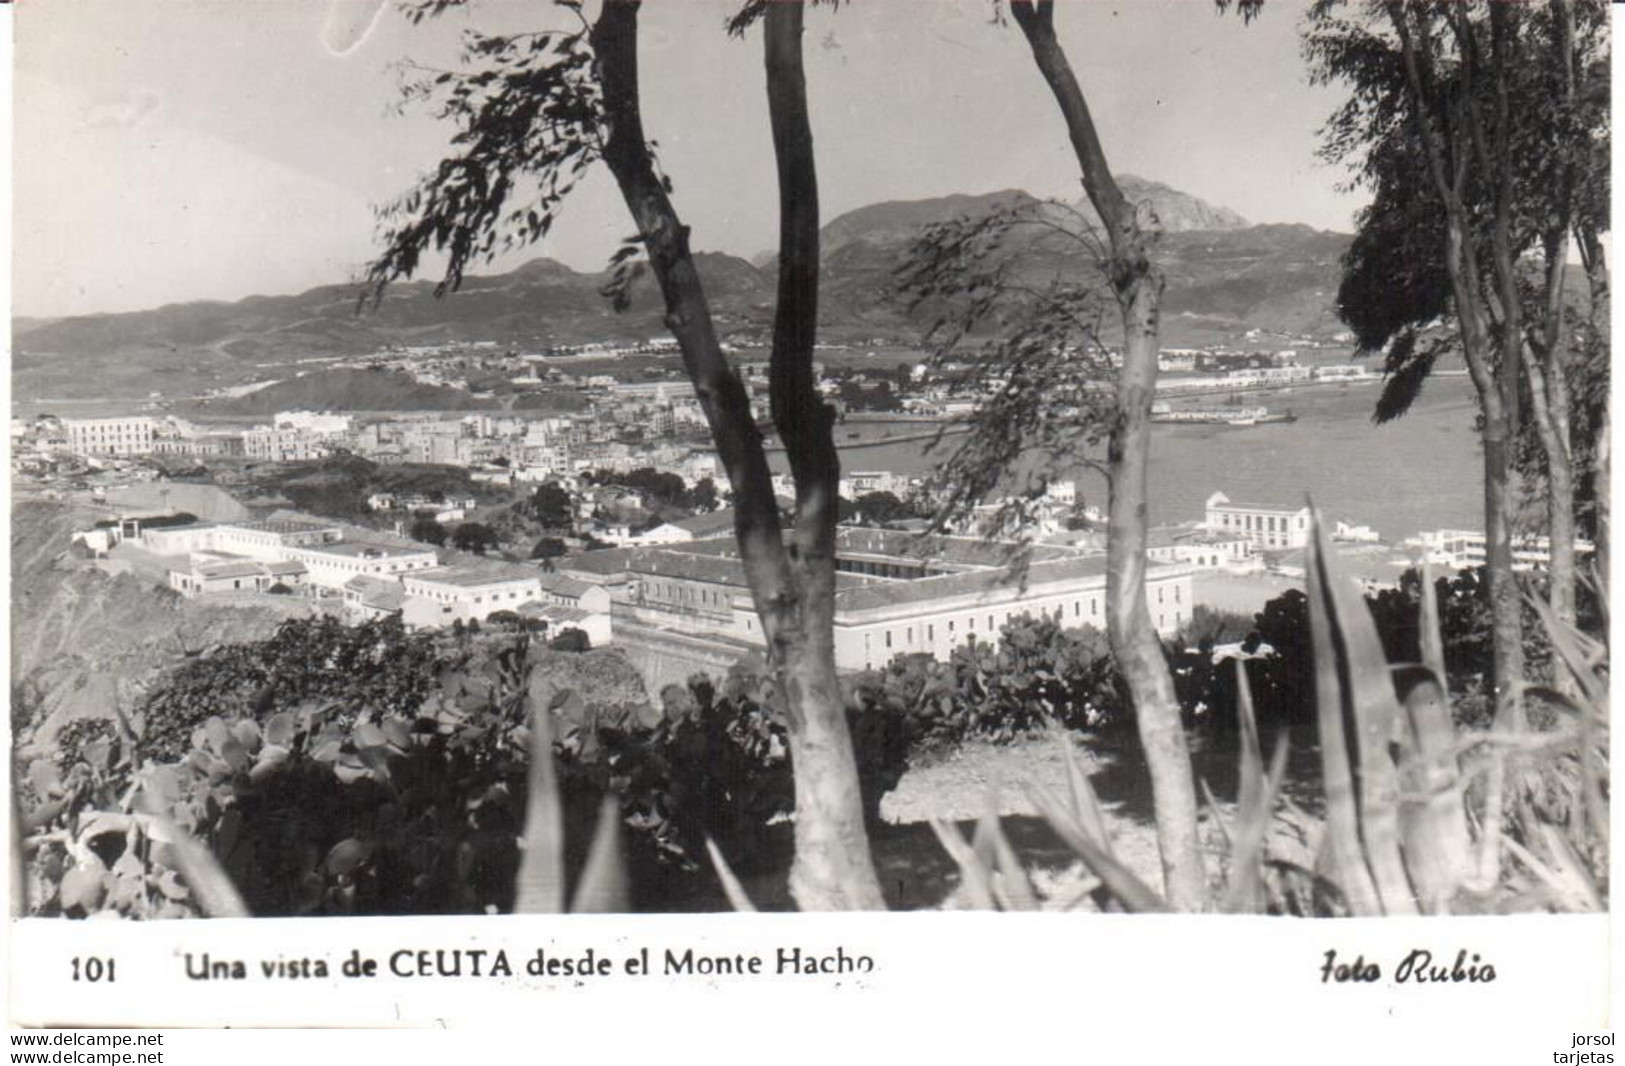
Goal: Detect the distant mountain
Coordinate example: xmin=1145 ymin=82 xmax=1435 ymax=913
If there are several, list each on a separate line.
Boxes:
xmin=11 ymin=177 xmax=1350 ymax=406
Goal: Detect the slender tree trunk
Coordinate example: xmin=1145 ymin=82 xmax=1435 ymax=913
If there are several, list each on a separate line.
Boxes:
xmin=763 ymin=0 xmax=885 ymax=909
xmin=1525 ymin=349 xmax=1578 ymax=630
xmin=590 ymin=0 xmax=882 ymax=909
xmin=1010 ymin=0 xmax=1205 ymax=910
xmin=1389 ymin=2 xmax=1524 ymax=884
xmin=1595 ymin=395 xmax=1610 ymax=596
xmin=1575 ymin=226 xmax=1609 ymax=594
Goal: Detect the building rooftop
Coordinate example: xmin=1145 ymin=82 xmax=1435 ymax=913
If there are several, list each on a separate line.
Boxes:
xmin=671 ymin=509 xmax=737 ymax=537
xmin=517 ymin=602 xmax=591 ymax=623
xmin=407 ymin=562 xmax=542 ymax=588
xmin=303 ymin=539 xmax=435 ymax=560
xmin=344 ymin=574 xmax=407 ymax=610
xmin=833 ymin=556 xmax=1119 ymax=615
xmin=196 ymin=561 xmax=267 ymax=580
xmin=558 ymin=547 xmax=637 ymax=577
xmin=228 ymin=517 xmax=342 ymax=535
xmin=833 ymin=526 xmax=1083 ymax=570
xmin=1206 ymin=493 xmax=1310 ymax=515
xmin=628 ymin=547 xmax=878 ymax=590
xmin=538 ymin=572 xmax=594 ymax=600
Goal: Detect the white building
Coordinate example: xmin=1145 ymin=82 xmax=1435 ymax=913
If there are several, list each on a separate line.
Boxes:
xmin=617 ymin=528 xmax=1192 ymax=673
xmin=1204 ymin=492 xmax=1312 ymax=550
xmin=274 ymin=411 xmax=353 ymax=436
xmin=64 ymin=417 xmax=155 ymax=457
xmin=243 ymin=428 xmax=322 ymax=462
xmin=400 ymin=563 xmax=546 ymax=628
xmin=1409 ymin=529 xmax=1596 ymax=572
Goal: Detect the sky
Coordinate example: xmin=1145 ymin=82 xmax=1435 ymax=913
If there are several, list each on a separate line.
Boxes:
xmin=13 ymin=0 xmax=1366 ymax=320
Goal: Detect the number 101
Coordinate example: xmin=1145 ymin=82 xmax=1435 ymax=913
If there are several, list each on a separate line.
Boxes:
xmin=71 ymin=957 xmax=115 ymax=982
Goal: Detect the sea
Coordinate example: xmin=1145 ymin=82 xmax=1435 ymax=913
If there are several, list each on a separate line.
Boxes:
xmin=771 ymin=374 xmax=1487 ymax=544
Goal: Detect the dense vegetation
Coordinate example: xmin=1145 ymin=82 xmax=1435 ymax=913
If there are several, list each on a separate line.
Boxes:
xmin=18 ymin=549 xmax=1604 ymax=920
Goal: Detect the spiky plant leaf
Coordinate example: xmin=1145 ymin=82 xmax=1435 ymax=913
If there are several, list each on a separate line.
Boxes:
xmin=1027 ymin=785 xmax=1169 ymax=913
xmin=982 ymin=795 xmax=1038 ymax=911
xmin=1221 ymin=735 xmax=1290 ymax=915
xmin=1391 ymin=665 xmax=1473 ymax=912
xmin=929 ymin=819 xmax=998 ymax=910
xmin=568 ymin=795 xmax=628 ymax=914
xmin=514 ymin=674 xmax=565 ymax=914
xmin=1056 ymin=730 xmax=1116 ymax=859
xmin=704 ymin=838 xmax=758 ymax=913
xmin=1306 ymin=503 xmax=1417 ymax=916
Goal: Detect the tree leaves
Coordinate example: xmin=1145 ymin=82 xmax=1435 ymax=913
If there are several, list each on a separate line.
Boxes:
xmin=892 ymin=199 xmax=1119 ymax=547
xmin=366 ymin=18 xmax=605 ymax=306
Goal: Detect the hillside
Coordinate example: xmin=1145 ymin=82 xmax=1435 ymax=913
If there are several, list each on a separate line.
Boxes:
xmin=199 ymin=368 xmax=500 ymax=416
xmin=12 ymin=176 xmax=1351 ymax=405
xmin=10 ymin=500 xmax=315 ymax=750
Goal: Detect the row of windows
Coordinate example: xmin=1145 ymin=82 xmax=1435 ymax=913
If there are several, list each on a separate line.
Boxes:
xmin=1218 ymin=511 xmax=1296 ymax=534
xmin=645 ymin=579 xmax=730 ymax=611
xmin=857 ymin=585 xmax=1187 ymax=668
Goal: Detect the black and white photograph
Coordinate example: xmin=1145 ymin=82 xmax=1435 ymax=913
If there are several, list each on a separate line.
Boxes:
xmin=5 ymin=0 xmax=1616 ymax=1043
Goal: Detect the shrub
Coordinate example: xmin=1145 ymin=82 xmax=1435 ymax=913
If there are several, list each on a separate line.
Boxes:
xmin=549 ymin=627 xmax=591 ymax=652
xmin=853 ymin=613 xmax=1127 ymax=753
xmin=137 ymin=616 xmax=440 ymax=762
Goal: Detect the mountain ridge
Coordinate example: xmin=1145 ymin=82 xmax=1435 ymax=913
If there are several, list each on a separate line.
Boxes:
xmin=13 ymin=178 xmax=1351 ymax=405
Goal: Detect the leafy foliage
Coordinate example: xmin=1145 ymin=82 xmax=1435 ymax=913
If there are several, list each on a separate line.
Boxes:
xmin=138 ymin=617 xmax=441 ymax=763
xmin=450 ymin=520 xmax=501 ymax=554
xmin=853 ymin=613 xmax=1127 ymax=756
xmin=410 ymin=516 xmax=449 ymax=546
xmin=893 ymin=199 xmax=1120 ymax=546
xmin=526 ymin=482 xmax=575 ymax=530
xmin=367 ymin=9 xmax=606 ymax=302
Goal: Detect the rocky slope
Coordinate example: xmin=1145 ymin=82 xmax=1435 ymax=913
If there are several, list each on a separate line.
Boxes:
xmin=10 ymin=500 xmax=314 ymax=750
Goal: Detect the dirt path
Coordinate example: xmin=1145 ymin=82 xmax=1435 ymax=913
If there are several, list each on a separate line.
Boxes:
xmin=876 ymin=735 xmax=1171 ymax=908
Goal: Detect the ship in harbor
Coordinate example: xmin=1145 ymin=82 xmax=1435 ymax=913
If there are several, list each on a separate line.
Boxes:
xmin=1150 ymin=402 xmax=1298 ymax=427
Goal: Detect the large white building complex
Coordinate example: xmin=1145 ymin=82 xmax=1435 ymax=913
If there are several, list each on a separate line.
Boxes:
xmin=612 ymin=526 xmax=1192 ymax=679
xmin=64 ymin=417 xmax=155 ymax=457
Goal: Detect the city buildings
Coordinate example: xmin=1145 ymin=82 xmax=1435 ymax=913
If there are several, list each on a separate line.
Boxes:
xmin=612 ymin=526 xmax=1193 ymax=682
xmin=1204 ymin=492 xmax=1312 ymax=550
xmin=64 ymin=417 xmax=155 ymax=457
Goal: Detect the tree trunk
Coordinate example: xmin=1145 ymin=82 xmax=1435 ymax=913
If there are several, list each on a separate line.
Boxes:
xmin=1576 ymin=224 xmax=1609 ymax=593
xmin=1524 ymin=352 xmax=1578 ymax=630
xmin=1010 ymin=0 xmax=1206 ymax=910
xmin=762 ymin=0 xmax=885 ymax=910
xmin=1595 ymin=395 xmax=1610 ymax=597
xmin=1389 ymin=2 xmax=1525 ymax=884
xmin=591 ymin=0 xmax=882 ymax=909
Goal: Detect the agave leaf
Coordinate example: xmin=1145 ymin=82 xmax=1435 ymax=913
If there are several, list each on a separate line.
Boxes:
xmin=1391 ymin=664 xmax=1473 ymax=912
xmin=567 ymin=796 xmax=628 ymax=914
xmin=1502 ymin=833 xmax=1600 ymax=913
xmin=1221 ymin=734 xmax=1289 ymax=914
xmin=704 ymin=837 xmax=758 ymax=913
xmin=1027 ymin=785 xmax=1169 ymax=913
xmin=1306 ymin=503 xmax=1415 ymax=915
xmin=1234 ymin=659 xmax=1265 ymax=823
xmin=982 ymin=793 xmax=1038 ymax=911
xmin=1199 ymin=777 xmax=1232 ymax=852
xmin=970 ymin=806 xmax=998 ymax=872
xmin=929 ymin=818 xmax=998 ymax=910
xmin=1055 ymin=730 xmax=1115 ymax=859
xmin=1417 ymin=563 xmax=1448 ymax=687
xmin=1528 ymin=595 xmax=1607 ymax=707
xmin=154 ymin=824 xmax=250 ymax=918
xmin=514 ymin=672 xmax=565 ymax=915
xmin=11 ymin=794 xmax=27 ymax=918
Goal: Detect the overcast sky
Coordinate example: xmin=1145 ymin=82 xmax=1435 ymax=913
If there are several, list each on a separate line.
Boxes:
xmin=14 ymin=0 xmax=1363 ymax=320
